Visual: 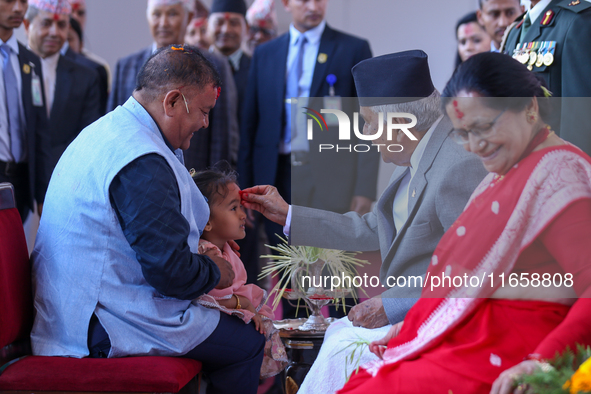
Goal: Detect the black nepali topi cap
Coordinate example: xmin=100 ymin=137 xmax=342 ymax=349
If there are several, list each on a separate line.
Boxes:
xmin=210 ymin=0 xmax=247 ymax=16
xmin=352 ymin=50 xmax=436 ymax=107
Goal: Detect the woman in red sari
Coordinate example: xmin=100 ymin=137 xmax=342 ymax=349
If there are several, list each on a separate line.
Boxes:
xmin=339 ymin=52 xmax=591 ymax=394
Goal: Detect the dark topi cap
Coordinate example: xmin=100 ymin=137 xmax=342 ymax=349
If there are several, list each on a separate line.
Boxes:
xmin=352 ymin=50 xmax=436 ymax=107
xmin=210 ymin=0 xmax=247 ymax=16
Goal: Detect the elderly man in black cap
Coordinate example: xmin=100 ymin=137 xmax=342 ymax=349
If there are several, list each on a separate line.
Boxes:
xmin=240 ymin=50 xmax=488 ymax=393
xmin=207 ymin=0 xmax=249 ymax=121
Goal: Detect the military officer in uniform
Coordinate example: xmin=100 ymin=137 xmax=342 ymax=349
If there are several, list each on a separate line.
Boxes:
xmin=501 ymin=0 xmax=591 ymax=154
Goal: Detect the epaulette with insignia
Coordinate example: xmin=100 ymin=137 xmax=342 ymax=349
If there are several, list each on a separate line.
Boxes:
xmin=540 ymin=9 xmax=555 ymax=25
xmin=557 ymin=0 xmax=591 ymax=12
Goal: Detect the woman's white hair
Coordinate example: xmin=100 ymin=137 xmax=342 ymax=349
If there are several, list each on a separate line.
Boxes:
xmin=370 ymin=90 xmax=442 ymax=132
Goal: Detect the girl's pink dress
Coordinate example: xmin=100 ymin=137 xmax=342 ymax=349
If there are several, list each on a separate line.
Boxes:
xmin=197 ymin=240 xmax=287 ymax=378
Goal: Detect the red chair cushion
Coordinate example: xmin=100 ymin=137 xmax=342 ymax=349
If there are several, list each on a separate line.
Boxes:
xmin=0 ymin=356 xmax=202 ymax=392
xmin=0 ymin=207 xmax=33 ymax=349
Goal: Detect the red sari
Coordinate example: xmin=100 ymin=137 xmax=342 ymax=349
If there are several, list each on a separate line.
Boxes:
xmin=340 ymin=145 xmax=591 ymax=393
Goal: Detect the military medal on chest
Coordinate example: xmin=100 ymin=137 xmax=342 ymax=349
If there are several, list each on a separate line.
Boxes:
xmin=543 ymin=41 xmax=556 ymax=66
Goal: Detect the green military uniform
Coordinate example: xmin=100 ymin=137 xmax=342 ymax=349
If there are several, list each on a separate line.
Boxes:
xmin=502 ymin=0 xmax=591 ymax=155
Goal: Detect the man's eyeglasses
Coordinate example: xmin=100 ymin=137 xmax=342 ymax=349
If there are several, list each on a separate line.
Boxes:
xmin=449 ymin=108 xmax=507 ymax=145
xmin=181 ymin=93 xmax=190 ymax=114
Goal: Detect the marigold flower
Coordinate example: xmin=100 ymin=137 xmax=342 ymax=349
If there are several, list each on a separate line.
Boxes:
xmin=563 ymin=357 xmax=591 ymax=394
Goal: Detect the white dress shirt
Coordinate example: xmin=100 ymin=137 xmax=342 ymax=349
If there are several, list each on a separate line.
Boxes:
xmin=0 ymin=35 xmax=25 ymax=162
xmin=228 ymin=48 xmax=244 ymax=72
xmin=39 ymin=51 xmax=60 ymax=118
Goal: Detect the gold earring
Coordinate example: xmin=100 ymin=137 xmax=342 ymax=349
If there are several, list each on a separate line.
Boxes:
xmin=526 ymin=111 xmax=537 ymax=123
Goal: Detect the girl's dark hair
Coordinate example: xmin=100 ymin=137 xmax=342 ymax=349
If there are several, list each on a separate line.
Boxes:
xmin=442 ymin=52 xmax=552 ymax=121
xmin=455 ymin=12 xmax=479 ymax=68
xmin=191 ymin=161 xmax=238 ymax=206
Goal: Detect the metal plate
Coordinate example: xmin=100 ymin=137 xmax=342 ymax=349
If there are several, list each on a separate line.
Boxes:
xmin=273 ymin=318 xmax=337 ymax=338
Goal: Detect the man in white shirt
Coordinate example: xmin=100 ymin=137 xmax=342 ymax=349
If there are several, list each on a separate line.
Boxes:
xmin=24 ymin=0 xmax=100 ymax=172
xmin=0 ymin=0 xmax=51 ymax=221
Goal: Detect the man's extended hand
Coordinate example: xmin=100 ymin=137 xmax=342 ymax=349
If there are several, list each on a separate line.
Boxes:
xmin=210 ymin=256 xmax=235 ymax=289
xmin=348 ymin=297 xmax=389 ymax=328
xmin=240 ymin=185 xmax=289 ymax=226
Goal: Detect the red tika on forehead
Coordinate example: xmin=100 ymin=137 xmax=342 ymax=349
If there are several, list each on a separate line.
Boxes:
xmin=193 ymin=18 xmax=206 ymax=28
xmin=453 ymin=100 xmax=465 ymax=119
xmin=53 ymin=13 xmax=60 ymax=21
xmin=224 ymin=13 xmax=231 ymax=20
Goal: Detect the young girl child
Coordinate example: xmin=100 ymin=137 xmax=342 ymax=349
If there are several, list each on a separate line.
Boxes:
xmin=191 ymin=166 xmax=287 ymax=378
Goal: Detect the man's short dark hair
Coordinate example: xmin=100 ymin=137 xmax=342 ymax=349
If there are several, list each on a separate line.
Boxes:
xmin=135 ymin=45 xmax=222 ymax=100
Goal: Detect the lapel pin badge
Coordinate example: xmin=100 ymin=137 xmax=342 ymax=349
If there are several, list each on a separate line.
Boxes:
xmin=317 ymin=53 xmax=327 ymax=64
xmin=23 ymin=64 xmax=31 ymax=74
xmin=411 ymin=189 xmax=416 ymax=198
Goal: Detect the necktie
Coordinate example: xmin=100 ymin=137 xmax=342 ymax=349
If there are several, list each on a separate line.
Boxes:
xmin=284 ymin=35 xmax=308 ymax=146
xmin=519 ymin=13 xmax=532 ymax=43
xmin=1 ymin=44 xmax=22 ymax=162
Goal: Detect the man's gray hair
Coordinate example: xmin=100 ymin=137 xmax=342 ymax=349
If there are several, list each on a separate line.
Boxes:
xmin=370 ymin=90 xmax=442 ymax=132
xmin=146 ymin=0 xmax=194 ymax=18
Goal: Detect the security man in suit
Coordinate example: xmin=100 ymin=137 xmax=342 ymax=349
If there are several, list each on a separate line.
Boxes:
xmin=239 ymin=0 xmax=379 ymax=252
xmin=24 ymin=0 xmax=100 ymax=173
xmin=0 ymin=0 xmax=51 ymax=221
xmin=501 ymin=0 xmax=591 ymax=154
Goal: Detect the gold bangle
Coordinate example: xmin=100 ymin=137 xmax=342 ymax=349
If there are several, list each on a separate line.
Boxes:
xmin=233 ymin=294 xmax=241 ymax=310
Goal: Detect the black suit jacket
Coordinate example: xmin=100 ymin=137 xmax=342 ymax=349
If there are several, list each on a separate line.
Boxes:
xmin=238 ymin=24 xmax=379 ymax=213
xmin=17 ymin=43 xmax=51 ymax=207
xmin=108 ymin=47 xmax=152 ymax=112
xmin=503 ymin=0 xmax=591 ymax=154
xmin=48 ymin=55 xmax=101 ymax=171
xmin=232 ymin=52 xmax=251 ymax=125
xmin=64 ymin=47 xmax=109 ymax=115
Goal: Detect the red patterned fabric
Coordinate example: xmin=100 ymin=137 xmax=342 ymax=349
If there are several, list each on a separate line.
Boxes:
xmin=0 ymin=207 xmax=33 ymax=349
xmin=361 ymin=145 xmax=591 ymax=377
xmin=338 ymin=145 xmax=591 ymax=393
xmin=0 ymin=356 xmax=201 ymax=391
